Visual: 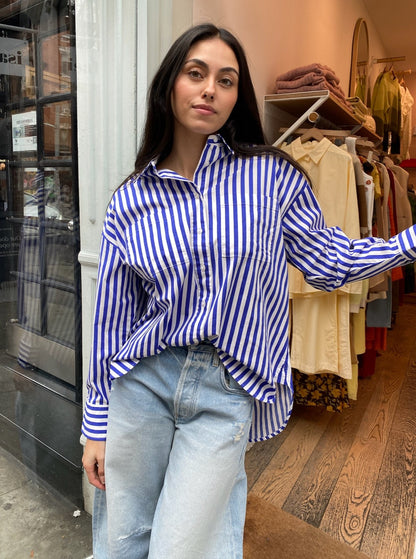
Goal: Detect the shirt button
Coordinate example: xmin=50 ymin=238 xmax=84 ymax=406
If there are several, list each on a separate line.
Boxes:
xmin=200 ymin=300 xmax=206 ymax=308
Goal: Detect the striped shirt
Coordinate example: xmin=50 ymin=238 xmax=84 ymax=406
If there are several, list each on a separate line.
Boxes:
xmin=82 ymin=134 xmax=416 ymax=442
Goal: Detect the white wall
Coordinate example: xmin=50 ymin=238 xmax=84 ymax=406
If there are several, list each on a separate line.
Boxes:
xmin=192 ymin=0 xmax=389 ymax=118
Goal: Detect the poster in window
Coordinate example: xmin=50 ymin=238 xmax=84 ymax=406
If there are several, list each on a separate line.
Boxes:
xmin=12 ymin=111 xmax=37 ymax=152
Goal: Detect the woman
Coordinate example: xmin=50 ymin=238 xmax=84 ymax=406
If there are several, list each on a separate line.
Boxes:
xmin=82 ymin=23 xmax=416 ymax=559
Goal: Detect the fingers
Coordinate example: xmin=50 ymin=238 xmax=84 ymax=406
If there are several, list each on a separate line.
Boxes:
xmin=84 ymin=460 xmax=106 ymax=491
xmin=82 ymin=439 xmax=107 ymax=491
xmin=96 ymin=459 xmax=106 ymax=489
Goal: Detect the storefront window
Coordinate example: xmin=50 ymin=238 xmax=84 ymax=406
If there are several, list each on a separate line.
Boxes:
xmin=0 ymin=0 xmax=82 ymax=504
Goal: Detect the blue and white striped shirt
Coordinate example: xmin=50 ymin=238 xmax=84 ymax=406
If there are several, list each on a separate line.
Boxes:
xmin=82 ymin=134 xmax=416 ymax=442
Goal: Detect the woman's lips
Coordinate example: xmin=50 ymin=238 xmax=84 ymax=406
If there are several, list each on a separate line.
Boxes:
xmin=193 ymin=104 xmax=216 ymax=115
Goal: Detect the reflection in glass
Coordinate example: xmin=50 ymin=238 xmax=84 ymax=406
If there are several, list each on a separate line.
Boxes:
xmin=43 ymin=100 xmax=72 ymax=158
xmin=0 ymin=32 xmax=36 ymax=103
xmin=41 ymin=31 xmax=73 ymax=96
xmin=4 ymin=168 xmax=77 ymax=371
xmin=46 ymin=229 xmax=75 ymax=285
xmin=18 ymin=272 xmax=41 ymax=334
xmin=11 ymin=166 xmax=67 ymax=219
xmin=18 ymin=222 xmax=40 ymax=281
xmin=44 ymin=167 xmax=75 ymax=220
xmin=46 ymin=287 xmax=74 ymax=347
xmin=0 ymin=0 xmax=82 ymax=503
xmin=14 ymin=167 xmax=75 ymax=221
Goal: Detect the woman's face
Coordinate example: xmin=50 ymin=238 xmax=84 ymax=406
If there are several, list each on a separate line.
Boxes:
xmin=171 ymin=37 xmax=239 ymax=140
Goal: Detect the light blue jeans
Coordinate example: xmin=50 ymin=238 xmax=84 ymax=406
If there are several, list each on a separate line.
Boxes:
xmin=93 ymin=343 xmax=254 ymax=559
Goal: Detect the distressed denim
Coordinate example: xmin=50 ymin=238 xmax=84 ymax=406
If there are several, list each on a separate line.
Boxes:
xmin=93 ymin=343 xmax=254 ymax=559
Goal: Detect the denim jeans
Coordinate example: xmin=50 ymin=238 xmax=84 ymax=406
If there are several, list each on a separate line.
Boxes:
xmin=93 ymin=343 xmax=254 ymax=559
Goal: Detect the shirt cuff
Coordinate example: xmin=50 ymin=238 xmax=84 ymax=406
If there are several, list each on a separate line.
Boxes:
xmin=81 ymin=401 xmax=109 ymax=441
xmin=396 ymin=225 xmax=416 ymax=260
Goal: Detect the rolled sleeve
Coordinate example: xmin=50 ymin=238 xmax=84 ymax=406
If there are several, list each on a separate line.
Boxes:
xmin=396 ymin=225 xmax=416 ymax=259
xmin=81 ymin=401 xmax=109 ymax=441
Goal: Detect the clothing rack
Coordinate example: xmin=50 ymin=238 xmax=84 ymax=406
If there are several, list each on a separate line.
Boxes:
xmin=371 ymin=56 xmax=406 ymax=65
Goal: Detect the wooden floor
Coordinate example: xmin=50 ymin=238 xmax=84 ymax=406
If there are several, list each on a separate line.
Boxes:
xmin=246 ymin=293 xmax=416 ymax=559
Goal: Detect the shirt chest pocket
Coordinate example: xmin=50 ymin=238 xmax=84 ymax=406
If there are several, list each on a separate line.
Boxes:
xmin=125 ymin=212 xmax=190 ymax=280
xmin=220 ymin=197 xmax=280 ymax=261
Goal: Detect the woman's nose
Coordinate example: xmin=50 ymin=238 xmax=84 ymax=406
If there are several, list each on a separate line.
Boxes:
xmin=202 ymin=78 xmax=215 ymax=100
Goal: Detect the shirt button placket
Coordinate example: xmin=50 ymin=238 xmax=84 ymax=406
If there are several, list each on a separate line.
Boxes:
xmin=195 ymin=193 xmax=209 ymax=312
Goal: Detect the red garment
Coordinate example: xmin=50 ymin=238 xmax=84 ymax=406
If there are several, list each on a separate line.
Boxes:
xmin=366 ymin=326 xmax=387 ymax=352
xmin=358 ymin=327 xmax=387 ymax=378
xmin=388 ymin=188 xmax=404 ymax=282
xmin=358 ymin=349 xmax=377 ymax=378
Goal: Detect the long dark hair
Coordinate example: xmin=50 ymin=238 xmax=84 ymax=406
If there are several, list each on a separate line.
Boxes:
xmin=133 ymin=23 xmax=306 ymax=177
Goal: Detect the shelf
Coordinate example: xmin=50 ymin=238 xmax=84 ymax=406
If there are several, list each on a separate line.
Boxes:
xmin=263 ymin=90 xmax=382 ymax=146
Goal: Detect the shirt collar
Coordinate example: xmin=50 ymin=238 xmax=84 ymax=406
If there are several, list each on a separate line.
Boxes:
xmin=206 ymin=132 xmax=234 ymax=153
xmin=141 ymin=133 xmax=234 ymax=179
xmin=289 ymin=136 xmax=332 ymax=165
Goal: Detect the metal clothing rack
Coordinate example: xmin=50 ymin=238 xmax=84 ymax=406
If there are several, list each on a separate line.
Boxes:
xmin=263 ymin=90 xmax=382 ymax=147
xmin=371 ymin=56 xmax=406 ymax=65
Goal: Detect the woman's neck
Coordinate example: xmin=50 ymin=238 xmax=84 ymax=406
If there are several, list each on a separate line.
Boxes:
xmin=158 ymin=132 xmax=208 ymax=180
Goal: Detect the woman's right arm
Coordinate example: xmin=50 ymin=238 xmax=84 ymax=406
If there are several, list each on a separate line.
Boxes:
xmin=81 ymin=230 xmax=144 ymax=487
xmin=82 ymin=195 xmax=145 ymax=440
xmin=82 ymin=233 xmax=142 ymax=438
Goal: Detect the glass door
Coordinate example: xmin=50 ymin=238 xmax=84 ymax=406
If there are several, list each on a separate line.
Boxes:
xmin=0 ymin=1 xmax=80 ymax=391
xmin=0 ymin=1 xmax=82 ymax=504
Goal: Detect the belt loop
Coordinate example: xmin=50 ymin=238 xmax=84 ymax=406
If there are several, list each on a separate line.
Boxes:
xmin=211 ymin=347 xmax=220 ymax=367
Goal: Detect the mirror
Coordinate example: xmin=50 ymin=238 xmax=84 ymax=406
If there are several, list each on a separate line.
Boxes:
xmin=349 ymin=18 xmax=370 ymax=104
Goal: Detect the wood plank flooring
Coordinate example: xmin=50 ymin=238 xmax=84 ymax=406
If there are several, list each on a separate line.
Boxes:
xmin=246 ymin=294 xmax=416 ymax=559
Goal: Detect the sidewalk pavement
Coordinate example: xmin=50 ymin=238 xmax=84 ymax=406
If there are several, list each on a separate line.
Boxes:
xmin=0 ymin=446 xmax=93 ymax=559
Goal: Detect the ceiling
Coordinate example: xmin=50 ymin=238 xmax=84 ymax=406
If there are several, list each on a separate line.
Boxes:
xmin=363 ymin=0 xmax=416 ymax=71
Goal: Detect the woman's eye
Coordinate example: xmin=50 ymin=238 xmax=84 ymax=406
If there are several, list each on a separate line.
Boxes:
xmin=219 ymin=77 xmax=233 ymax=87
xmin=188 ymin=69 xmax=203 ymax=79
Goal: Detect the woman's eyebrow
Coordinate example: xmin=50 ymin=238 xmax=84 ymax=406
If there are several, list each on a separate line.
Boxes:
xmin=184 ymin=58 xmax=239 ymax=76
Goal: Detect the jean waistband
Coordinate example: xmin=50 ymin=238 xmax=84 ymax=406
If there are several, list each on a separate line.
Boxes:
xmin=188 ymin=339 xmax=214 ymax=349
xmin=186 ymin=340 xmax=219 ymax=366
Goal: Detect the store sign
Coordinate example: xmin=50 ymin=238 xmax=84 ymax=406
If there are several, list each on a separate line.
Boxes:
xmin=0 ymin=37 xmax=29 ymax=77
xmin=12 ymin=111 xmax=37 ymax=152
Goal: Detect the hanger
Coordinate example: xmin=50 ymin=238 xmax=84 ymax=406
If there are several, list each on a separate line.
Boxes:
xmin=299 ymin=127 xmax=325 ymax=144
xmin=397 ymin=69 xmax=412 ymax=87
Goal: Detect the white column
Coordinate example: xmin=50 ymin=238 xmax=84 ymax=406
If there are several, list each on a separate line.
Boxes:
xmin=76 ymin=0 xmax=141 ymax=512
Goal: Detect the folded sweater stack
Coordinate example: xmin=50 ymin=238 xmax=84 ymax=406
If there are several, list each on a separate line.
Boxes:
xmin=275 ymin=63 xmax=350 ymax=108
